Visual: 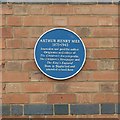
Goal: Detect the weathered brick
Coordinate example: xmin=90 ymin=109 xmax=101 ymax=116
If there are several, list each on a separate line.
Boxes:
xmin=23 ymin=16 xmax=52 ymax=26
xmin=82 ymin=38 xmax=99 ymax=48
xmin=29 ymin=71 xmax=45 ymax=81
xmin=23 ymin=83 xmax=53 ymax=93
xmin=92 ymin=49 xmax=118 ymax=59
xmin=14 ymin=4 xmax=28 ymax=15
xmin=22 ymin=38 xmax=36 ymax=48
xmin=46 ymin=5 xmax=74 ymax=15
xmin=2 ymin=27 xmax=13 ymax=38
xmin=5 ymin=61 xmax=21 ymax=71
xmin=13 ymin=49 xmax=33 ymax=60
xmin=98 ymin=60 xmax=115 ymax=70
xmin=83 ymin=60 xmax=97 ymax=70
xmin=55 ymin=82 xmax=99 ymax=93
xmin=101 ymin=104 xmax=115 ymax=114
xmin=11 ymin=105 xmax=23 ymax=115
xmin=2 ymin=49 xmax=13 ymax=60
xmin=92 ymin=71 xmax=118 ymax=81
xmin=92 ymin=93 xmax=118 ymax=103
xmin=73 ymin=5 xmax=91 ymax=14
xmin=22 ymin=60 xmax=38 ymax=71
xmin=7 ymin=16 xmax=22 ymax=26
xmin=53 ymin=16 xmax=67 ymax=26
xmin=14 ymin=28 xmax=30 ymax=38
xmin=70 ymin=104 xmax=99 ymax=115
xmin=29 ymin=27 xmax=43 ymax=38
xmin=77 ymin=93 xmax=91 ymax=103
xmin=47 ymin=94 xmax=76 ymax=104
xmin=29 ymin=5 xmax=45 ymax=15
xmin=0 ymin=38 xmax=5 ymax=49
xmin=24 ymin=104 xmax=53 ymax=115
xmin=99 ymin=38 xmax=114 ymax=48
xmin=91 ymin=27 xmax=118 ymax=37
xmin=2 ymin=4 xmax=13 ymax=15
xmin=5 ymin=83 xmax=22 ymax=93
xmin=68 ymin=16 xmax=98 ymax=26
xmin=30 ymin=94 xmax=46 ymax=104
xmin=6 ymin=39 xmax=22 ymax=48
xmin=54 ymin=104 xmax=68 ymax=115
xmin=98 ymin=16 xmax=112 ymax=26
xmin=91 ymin=5 xmax=117 ymax=15
xmin=75 ymin=27 xmax=91 ymax=38
xmin=100 ymin=83 xmax=115 ymax=92
xmin=2 ymin=71 xmax=29 ymax=82
xmin=2 ymin=94 xmax=29 ymax=104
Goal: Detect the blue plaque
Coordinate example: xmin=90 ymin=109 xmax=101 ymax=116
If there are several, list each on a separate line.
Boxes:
xmin=34 ymin=28 xmax=86 ymax=80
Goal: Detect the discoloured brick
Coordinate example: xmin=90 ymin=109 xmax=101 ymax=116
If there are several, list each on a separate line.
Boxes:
xmin=101 ymin=104 xmax=115 ymax=114
xmin=11 ymin=105 xmax=23 ymax=115
xmin=70 ymin=104 xmax=99 ymax=115
xmin=24 ymin=104 xmax=53 ymax=115
xmin=54 ymin=104 xmax=68 ymax=115
xmin=2 ymin=105 xmax=10 ymax=115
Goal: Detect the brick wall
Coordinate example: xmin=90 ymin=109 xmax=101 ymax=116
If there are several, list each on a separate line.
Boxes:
xmin=1 ymin=2 xmax=119 ymax=119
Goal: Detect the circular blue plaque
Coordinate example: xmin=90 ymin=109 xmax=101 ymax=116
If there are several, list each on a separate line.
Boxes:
xmin=34 ymin=28 xmax=86 ymax=80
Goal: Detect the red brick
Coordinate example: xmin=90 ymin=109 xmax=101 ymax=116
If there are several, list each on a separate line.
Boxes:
xmin=29 ymin=5 xmax=45 ymax=14
xmin=112 ymin=16 xmax=118 ymax=26
xmin=0 ymin=38 xmax=5 ymax=49
xmin=22 ymin=38 xmax=36 ymax=48
xmin=7 ymin=16 xmax=22 ymax=26
xmin=14 ymin=27 xmax=30 ymax=38
xmin=2 ymin=27 xmax=13 ymax=38
xmin=3 ymin=49 xmax=13 ymax=60
xmin=100 ymin=83 xmax=116 ymax=92
xmin=2 ymin=71 xmax=29 ymax=82
xmin=98 ymin=59 xmax=115 ymax=70
xmin=47 ymin=94 xmax=76 ymax=104
xmin=29 ymin=27 xmax=43 ymax=38
xmin=83 ymin=60 xmax=97 ymax=70
xmin=91 ymin=27 xmax=118 ymax=37
xmin=23 ymin=82 xmax=53 ymax=93
xmin=55 ymin=82 xmax=99 ymax=93
xmin=1 ymin=16 xmax=6 ymax=26
xmin=6 ymin=39 xmax=22 ymax=48
xmin=53 ymin=16 xmax=67 ymax=26
xmin=29 ymin=71 xmax=45 ymax=82
xmin=92 ymin=71 xmax=118 ymax=81
xmin=2 ymin=94 xmax=29 ymax=103
xmin=5 ymin=61 xmax=21 ymax=71
xmin=23 ymin=16 xmax=52 ymax=26
xmin=92 ymin=93 xmax=118 ymax=103
xmin=5 ymin=83 xmax=22 ymax=93
xmin=92 ymin=49 xmax=118 ymax=59
xmin=82 ymin=38 xmax=99 ymax=48
xmin=73 ymin=5 xmax=91 ymax=14
xmin=98 ymin=16 xmax=112 ymax=26
xmin=68 ymin=16 xmax=97 ymax=26
xmin=77 ymin=93 xmax=91 ymax=103
xmin=30 ymin=94 xmax=46 ymax=103
xmin=14 ymin=4 xmax=28 ymax=15
xmin=91 ymin=5 xmax=118 ymax=15
xmin=13 ymin=49 xmax=33 ymax=60
xmin=46 ymin=5 xmax=74 ymax=15
xmin=2 ymin=4 xmax=13 ymax=15
xmin=22 ymin=60 xmax=38 ymax=71
xmin=99 ymin=38 xmax=114 ymax=48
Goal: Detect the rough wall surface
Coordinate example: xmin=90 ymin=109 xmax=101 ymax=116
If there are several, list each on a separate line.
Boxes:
xmin=1 ymin=2 xmax=119 ymax=119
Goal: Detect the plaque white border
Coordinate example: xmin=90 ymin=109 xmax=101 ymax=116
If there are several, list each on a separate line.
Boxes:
xmin=34 ymin=28 xmax=86 ymax=80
